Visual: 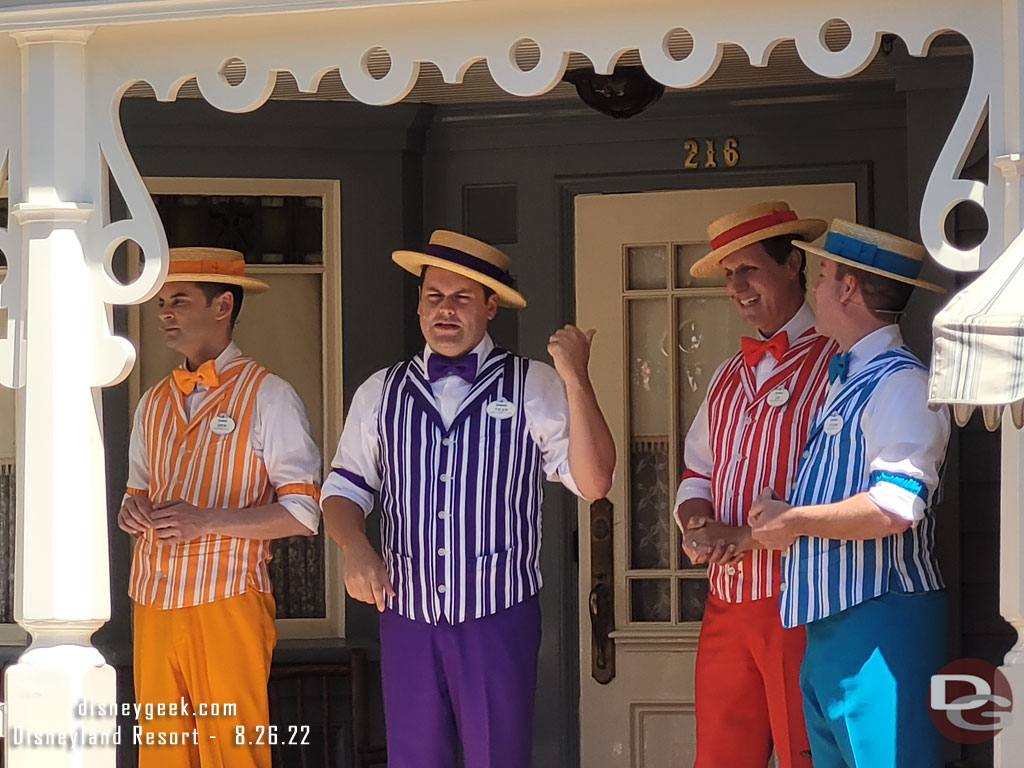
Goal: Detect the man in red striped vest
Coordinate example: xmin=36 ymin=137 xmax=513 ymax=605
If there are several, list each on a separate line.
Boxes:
xmin=118 ymin=248 xmax=322 ymax=768
xmin=673 ymin=202 xmax=836 ymax=768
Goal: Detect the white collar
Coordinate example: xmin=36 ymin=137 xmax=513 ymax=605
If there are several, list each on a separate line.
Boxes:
xmin=757 ymin=301 xmax=816 ymax=342
xmin=843 ymin=325 xmax=903 ymax=378
xmin=181 ymin=340 xmax=240 ymax=374
xmin=423 ymin=334 xmax=494 ymax=377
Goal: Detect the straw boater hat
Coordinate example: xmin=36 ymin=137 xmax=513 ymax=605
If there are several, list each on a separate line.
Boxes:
xmin=392 ymin=230 xmax=526 ymax=309
xmin=690 ymin=201 xmax=827 ymax=278
xmin=793 ymin=219 xmax=945 ymax=293
xmin=164 ymin=247 xmax=269 ymax=293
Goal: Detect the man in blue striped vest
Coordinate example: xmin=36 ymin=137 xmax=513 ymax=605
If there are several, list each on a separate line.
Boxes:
xmin=320 ymin=230 xmax=615 ymax=768
xmin=748 ymin=219 xmax=951 ymax=768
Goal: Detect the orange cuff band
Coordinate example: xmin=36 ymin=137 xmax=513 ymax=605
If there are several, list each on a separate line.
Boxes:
xmin=277 ymin=482 xmax=321 ymax=502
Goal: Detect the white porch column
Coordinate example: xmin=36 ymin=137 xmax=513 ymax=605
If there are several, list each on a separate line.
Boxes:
xmin=996 ymin=416 xmax=1024 ymax=764
xmin=2 ymin=28 xmax=116 ymax=767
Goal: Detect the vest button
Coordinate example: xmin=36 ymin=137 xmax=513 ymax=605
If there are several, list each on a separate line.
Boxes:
xmin=442 ymin=438 xmax=453 ymax=446
xmin=438 ymin=584 xmax=447 ymax=594
xmin=438 ymin=511 xmax=448 ymax=520
xmin=440 ymin=473 xmax=450 ymax=482
xmin=779 ymin=582 xmax=787 ymax=592
xmin=438 ymin=547 xmax=447 ymax=557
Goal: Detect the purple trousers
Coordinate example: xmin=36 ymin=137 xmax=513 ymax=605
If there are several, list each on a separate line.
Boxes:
xmin=379 ymin=595 xmax=542 ymax=768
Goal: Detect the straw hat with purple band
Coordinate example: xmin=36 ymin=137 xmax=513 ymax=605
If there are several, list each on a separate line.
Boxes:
xmin=793 ymin=218 xmax=945 ymax=294
xmin=164 ymin=247 xmax=269 ymax=293
xmin=392 ymin=230 xmax=526 ymax=309
xmin=689 ymin=201 xmax=827 ymax=278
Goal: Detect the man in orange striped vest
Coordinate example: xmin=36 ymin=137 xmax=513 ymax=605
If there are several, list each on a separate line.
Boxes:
xmin=119 ymin=247 xmax=322 ymax=768
xmin=673 ymin=202 xmax=836 ymax=768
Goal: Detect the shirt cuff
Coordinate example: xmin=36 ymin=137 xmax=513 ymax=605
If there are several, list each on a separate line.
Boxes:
xmin=278 ymin=494 xmax=321 ymax=533
xmin=868 ymin=472 xmax=927 ymax=523
xmin=321 ymin=468 xmax=375 ymax=517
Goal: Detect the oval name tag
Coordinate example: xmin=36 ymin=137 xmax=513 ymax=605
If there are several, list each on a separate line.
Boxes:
xmin=210 ymin=413 xmax=236 ymax=435
xmin=823 ymin=413 xmax=844 ymax=436
xmin=486 ymin=398 xmax=516 ymax=420
xmin=766 ymin=386 xmax=790 ymax=408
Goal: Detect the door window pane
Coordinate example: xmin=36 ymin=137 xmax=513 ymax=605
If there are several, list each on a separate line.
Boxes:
xmin=679 ymin=578 xmax=709 ymax=622
xmin=630 ymin=578 xmax=672 ymax=622
xmin=627 ymin=244 xmax=668 ymax=290
xmin=628 ymin=300 xmax=671 ymax=570
xmin=675 ymin=242 xmax=725 ymax=289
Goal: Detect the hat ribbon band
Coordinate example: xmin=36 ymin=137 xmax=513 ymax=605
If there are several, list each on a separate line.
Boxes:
xmin=423 ymin=243 xmax=514 ymax=288
xmin=709 ymin=210 xmax=798 ymax=250
xmin=168 ymin=258 xmax=246 ymax=277
xmin=824 ymin=232 xmax=921 ymax=279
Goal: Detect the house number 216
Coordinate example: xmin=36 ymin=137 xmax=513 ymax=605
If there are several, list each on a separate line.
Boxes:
xmin=683 ymin=137 xmax=740 ymax=169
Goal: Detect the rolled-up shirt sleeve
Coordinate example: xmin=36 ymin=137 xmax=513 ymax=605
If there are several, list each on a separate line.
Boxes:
xmin=523 ymin=361 xmax=584 ymax=498
xmin=321 ymin=370 xmax=387 ymax=517
xmin=863 ymin=368 xmax=951 ymax=523
xmin=125 ymin=391 xmax=151 ymax=500
xmin=252 ymin=374 xmax=323 ymax=533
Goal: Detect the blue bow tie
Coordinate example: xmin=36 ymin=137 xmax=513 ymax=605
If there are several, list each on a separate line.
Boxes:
xmin=427 ymin=352 xmax=478 ymax=384
xmin=828 ymin=351 xmax=851 ymax=384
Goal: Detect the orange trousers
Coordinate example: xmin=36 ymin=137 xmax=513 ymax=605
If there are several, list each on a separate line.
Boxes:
xmin=133 ymin=587 xmax=276 ymax=768
xmin=694 ymin=593 xmax=811 ymax=768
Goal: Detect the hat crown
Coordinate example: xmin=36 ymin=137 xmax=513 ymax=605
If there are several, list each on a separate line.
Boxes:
xmin=826 ymin=219 xmax=925 ymax=263
xmin=706 ymin=201 xmax=796 ymax=242
xmin=429 ymin=230 xmax=510 ymax=272
xmin=169 ymin=246 xmax=245 ymax=265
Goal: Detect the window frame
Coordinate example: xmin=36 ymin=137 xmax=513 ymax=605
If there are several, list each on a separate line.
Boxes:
xmin=125 ymin=175 xmax=344 ymax=640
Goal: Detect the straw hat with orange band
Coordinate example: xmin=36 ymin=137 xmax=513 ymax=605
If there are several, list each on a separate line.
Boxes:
xmin=689 ymin=201 xmax=827 ymax=278
xmin=164 ymin=247 xmax=269 ymax=293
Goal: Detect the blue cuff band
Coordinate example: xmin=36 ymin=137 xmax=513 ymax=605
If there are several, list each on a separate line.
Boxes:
xmin=869 ymin=470 xmax=928 ymax=503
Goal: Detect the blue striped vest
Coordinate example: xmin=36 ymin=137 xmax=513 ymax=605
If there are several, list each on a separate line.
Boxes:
xmin=780 ymin=347 xmax=944 ymax=628
xmin=377 ymin=347 xmax=545 ymax=625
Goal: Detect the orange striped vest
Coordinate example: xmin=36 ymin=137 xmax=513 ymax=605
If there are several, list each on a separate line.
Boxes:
xmin=128 ymin=355 xmax=277 ymax=608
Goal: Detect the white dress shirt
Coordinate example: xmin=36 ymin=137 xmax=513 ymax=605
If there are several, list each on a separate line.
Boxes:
xmin=825 ymin=324 xmax=951 ymax=522
xmin=127 ymin=341 xmax=322 ymax=532
xmin=322 ymin=333 xmax=580 ymax=514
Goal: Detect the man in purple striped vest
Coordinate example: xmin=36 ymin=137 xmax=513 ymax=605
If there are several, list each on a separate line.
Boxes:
xmin=321 ymin=230 xmax=615 ymax=768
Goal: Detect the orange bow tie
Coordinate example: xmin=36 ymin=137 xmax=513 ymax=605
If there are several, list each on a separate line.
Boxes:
xmin=741 ymin=332 xmax=789 ymax=368
xmin=172 ymin=360 xmax=220 ymax=395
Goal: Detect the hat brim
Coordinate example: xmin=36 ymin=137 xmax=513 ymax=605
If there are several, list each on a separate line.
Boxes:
xmin=690 ymin=219 xmax=829 ymax=278
xmin=793 ymin=240 xmax=947 ymax=294
xmin=392 ymin=250 xmax=527 ymax=309
xmin=165 ymin=273 xmax=270 ymax=294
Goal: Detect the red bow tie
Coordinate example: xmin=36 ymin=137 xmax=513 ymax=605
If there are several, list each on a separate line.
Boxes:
xmin=741 ymin=332 xmax=789 ymax=368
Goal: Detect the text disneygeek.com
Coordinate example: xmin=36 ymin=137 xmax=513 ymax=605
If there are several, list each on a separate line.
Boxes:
xmin=8 ymin=699 xmax=310 ymax=750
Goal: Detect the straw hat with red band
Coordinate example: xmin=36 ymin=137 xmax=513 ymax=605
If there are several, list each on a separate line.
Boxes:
xmin=689 ymin=201 xmax=827 ymax=278
xmin=393 ymin=230 xmax=526 ymax=309
xmin=164 ymin=247 xmax=269 ymax=294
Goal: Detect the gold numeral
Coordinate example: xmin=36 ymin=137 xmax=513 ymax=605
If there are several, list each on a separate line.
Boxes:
xmin=704 ymin=139 xmax=717 ymax=168
xmin=683 ymin=140 xmax=699 ymax=169
xmin=723 ymin=137 xmax=740 ymax=167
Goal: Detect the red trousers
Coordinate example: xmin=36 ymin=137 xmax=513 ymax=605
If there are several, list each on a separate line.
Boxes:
xmin=694 ymin=593 xmax=811 ymax=768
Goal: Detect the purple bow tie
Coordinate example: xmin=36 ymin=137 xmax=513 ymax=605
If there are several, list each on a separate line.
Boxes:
xmin=427 ymin=352 xmax=478 ymax=384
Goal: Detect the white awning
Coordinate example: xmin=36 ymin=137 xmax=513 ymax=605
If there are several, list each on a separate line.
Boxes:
xmin=929 ymin=226 xmax=1024 ymax=430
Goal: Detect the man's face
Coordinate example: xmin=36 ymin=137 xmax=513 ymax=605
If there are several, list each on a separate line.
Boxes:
xmin=156 ymin=282 xmax=226 ymax=357
xmin=812 ymin=257 xmax=844 ymax=339
xmin=418 ymin=266 xmax=498 ymax=357
xmin=719 ymin=242 xmax=803 ymax=336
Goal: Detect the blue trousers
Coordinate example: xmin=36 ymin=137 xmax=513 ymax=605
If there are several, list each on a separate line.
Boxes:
xmin=800 ymin=590 xmax=947 ymax=768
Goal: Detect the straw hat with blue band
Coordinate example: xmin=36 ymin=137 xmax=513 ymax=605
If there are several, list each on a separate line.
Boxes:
xmin=793 ymin=219 xmax=946 ymax=294
xmin=392 ymin=230 xmax=527 ymax=308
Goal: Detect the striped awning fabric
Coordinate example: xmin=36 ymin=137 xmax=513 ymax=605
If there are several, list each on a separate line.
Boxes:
xmin=929 ymin=226 xmax=1024 ymax=431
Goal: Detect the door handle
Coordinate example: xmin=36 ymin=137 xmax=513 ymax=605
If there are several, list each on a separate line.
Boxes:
xmin=588 ymin=498 xmax=615 ymax=684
